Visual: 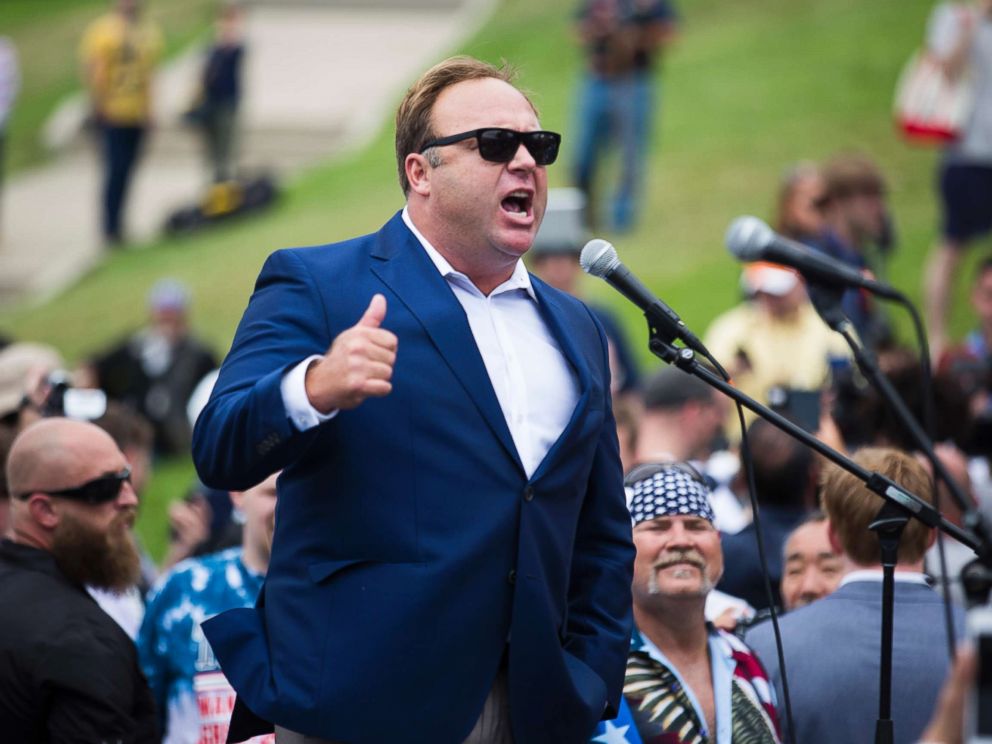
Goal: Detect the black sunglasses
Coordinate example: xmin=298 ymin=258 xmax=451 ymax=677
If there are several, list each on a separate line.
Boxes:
xmin=22 ymin=467 xmax=132 ymax=505
xmin=419 ymin=128 xmax=561 ymax=166
xmin=624 ymin=460 xmax=710 ymax=490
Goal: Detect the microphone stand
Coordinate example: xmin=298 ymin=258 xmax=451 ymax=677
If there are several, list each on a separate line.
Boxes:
xmin=805 ymin=284 xmax=974 ymax=518
xmin=645 ymin=334 xmax=978 ymax=550
xmin=806 ymin=283 xmax=973 ymax=661
xmin=802 ymin=284 xmax=992 ymax=742
xmin=644 ymin=325 xmax=981 ymax=744
xmin=868 ymin=502 xmax=909 ymax=744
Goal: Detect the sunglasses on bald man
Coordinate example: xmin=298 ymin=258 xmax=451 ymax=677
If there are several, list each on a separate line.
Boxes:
xmin=419 ymin=127 xmax=561 ymax=166
xmin=16 ymin=467 xmax=132 ymax=505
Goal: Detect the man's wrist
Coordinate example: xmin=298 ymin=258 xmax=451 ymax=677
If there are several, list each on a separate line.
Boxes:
xmin=281 ymin=356 xmax=337 ymax=430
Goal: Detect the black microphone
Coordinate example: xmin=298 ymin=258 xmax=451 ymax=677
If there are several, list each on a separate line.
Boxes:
xmin=724 ymin=216 xmax=901 ymax=300
xmin=580 ymin=238 xmax=707 ymax=355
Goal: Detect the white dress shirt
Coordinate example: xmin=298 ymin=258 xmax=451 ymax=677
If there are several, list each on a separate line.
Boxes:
xmin=838 ymin=569 xmax=931 ymax=588
xmin=281 ymin=208 xmax=579 ymax=478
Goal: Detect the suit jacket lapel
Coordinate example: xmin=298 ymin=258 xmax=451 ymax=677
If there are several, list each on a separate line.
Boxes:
xmin=369 ymin=213 xmax=524 ymax=473
xmin=530 ymin=278 xmax=594 ymax=482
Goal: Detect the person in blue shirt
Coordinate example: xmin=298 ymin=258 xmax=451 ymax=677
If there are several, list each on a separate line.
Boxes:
xmin=137 ymin=472 xmax=277 ymax=744
xmin=573 ymin=0 xmax=678 ymax=232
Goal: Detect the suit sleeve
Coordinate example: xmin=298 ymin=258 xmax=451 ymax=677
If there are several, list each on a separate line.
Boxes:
xmin=563 ymin=307 xmax=635 ymax=719
xmin=192 ymin=249 xmax=332 ymax=491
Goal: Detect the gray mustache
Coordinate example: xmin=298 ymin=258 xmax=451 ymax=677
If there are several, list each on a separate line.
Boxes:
xmin=653 ymin=550 xmax=706 ymax=570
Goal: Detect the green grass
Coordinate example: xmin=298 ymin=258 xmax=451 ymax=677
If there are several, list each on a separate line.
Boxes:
xmin=3 ymin=0 xmax=988 ymax=560
xmin=0 ymin=0 xmax=217 ymax=173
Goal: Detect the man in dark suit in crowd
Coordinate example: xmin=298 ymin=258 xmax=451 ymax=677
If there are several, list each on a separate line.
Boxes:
xmin=746 ymin=447 xmax=964 ymax=744
xmin=192 ymin=56 xmax=634 ymax=743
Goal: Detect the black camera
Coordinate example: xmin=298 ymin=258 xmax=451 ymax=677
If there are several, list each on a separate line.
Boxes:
xmin=39 ymin=371 xmax=107 ymax=420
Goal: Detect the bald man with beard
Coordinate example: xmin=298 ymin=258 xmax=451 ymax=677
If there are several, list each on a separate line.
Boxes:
xmin=0 ymin=418 xmax=157 ymax=742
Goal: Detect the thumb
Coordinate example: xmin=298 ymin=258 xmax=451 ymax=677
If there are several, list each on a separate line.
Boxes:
xmin=358 ymin=293 xmax=387 ymax=328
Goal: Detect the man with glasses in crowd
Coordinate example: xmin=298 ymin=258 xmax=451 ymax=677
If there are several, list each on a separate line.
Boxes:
xmin=0 ymin=417 xmax=157 ymax=741
xmin=193 ymin=56 xmax=634 ymax=743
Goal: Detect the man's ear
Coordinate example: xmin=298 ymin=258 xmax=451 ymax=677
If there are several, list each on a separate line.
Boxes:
xmin=27 ymin=494 xmax=60 ymax=530
xmin=827 ymin=519 xmax=844 ymax=556
xmin=406 ymin=153 xmax=432 ymax=197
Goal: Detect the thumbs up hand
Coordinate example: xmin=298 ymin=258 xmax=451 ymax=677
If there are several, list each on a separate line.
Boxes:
xmin=305 ymin=294 xmax=398 ymax=412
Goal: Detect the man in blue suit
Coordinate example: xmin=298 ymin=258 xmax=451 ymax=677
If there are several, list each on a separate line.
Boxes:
xmin=192 ymin=56 xmax=635 ymax=743
xmin=746 ymin=447 xmax=965 ymax=744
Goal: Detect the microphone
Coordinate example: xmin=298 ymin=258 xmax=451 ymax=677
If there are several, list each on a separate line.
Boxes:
xmin=724 ymin=216 xmax=901 ymax=300
xmin=580 ymin=238 xmax=707 ymax=355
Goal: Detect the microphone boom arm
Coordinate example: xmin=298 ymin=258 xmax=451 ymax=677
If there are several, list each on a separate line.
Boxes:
xmin=647 ymin=334 xmax=980 ymax=552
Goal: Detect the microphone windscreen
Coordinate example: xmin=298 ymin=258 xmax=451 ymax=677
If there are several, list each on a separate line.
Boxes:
xmin=580 ymin=238 xmax=619 ymax=278
xmin=725 ymin=216 xmax=774 ymax=261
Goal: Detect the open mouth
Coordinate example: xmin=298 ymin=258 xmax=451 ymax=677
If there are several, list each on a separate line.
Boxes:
xmin=500 ymin=190 xmax=533 ymax=219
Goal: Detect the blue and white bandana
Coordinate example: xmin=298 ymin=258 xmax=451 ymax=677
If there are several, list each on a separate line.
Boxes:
xmin=626 ymin=464 xmax=716 ymax=526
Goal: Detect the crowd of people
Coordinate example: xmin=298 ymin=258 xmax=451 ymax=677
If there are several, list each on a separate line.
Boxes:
xmin=0 ymin=1 xmax=991 ymax=743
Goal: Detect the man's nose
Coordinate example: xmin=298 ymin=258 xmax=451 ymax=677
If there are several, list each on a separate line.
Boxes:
xmin=662 ymin=522 xmax=695 ymax=548
xmin=508 ymin=141 xmax=537 ymax=170
xmin=798 ymin=569 xmax=825 ymax=600
xmin=117 ymin=481 xmax=139 ymax=508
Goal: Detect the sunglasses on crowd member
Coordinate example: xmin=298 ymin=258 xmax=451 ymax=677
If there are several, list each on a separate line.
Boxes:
xmin=419 ymin=128 xmax=562 ymax=166
xmin=623 ymin=460 xmax=711 ymax=490
xmin=17 ymin=467 xmax=132 ymax=505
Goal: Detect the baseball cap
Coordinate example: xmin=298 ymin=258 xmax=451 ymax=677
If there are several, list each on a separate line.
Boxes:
xmin=741 ymin=262 xmax=800 ymax=297
xmin=643 ymin=365 xmax=713 ymax=410
xmin=0 ymin=343 xmax=64 ymax=418
xmin=148 ymin=278 xmax=191 ymax=312
xmin=530 ymin=188 xmax=589 ymax=258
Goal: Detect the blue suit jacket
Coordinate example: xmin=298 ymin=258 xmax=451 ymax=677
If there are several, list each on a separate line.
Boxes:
xmin=192 ymin=213 xmax=635 ymax=743
xmin=745 ymin=579 xmax=964 ymax=744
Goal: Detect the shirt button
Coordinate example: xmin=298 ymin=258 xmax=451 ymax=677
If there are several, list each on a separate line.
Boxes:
xmin=507 ymin=569 xmax=517 ymax=585
xmin=523 ymin=486 xmax=534 ymax=502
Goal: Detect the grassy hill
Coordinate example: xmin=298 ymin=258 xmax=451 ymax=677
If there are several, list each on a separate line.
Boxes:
xmin=0 ymin=0 xmax=218 ymax=172
xmin=3 ymin=0 xmax=985 ymax=559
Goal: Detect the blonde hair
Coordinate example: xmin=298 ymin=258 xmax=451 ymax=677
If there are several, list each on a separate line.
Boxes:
xmin=820 ymin=447 xmax=933 ymax=565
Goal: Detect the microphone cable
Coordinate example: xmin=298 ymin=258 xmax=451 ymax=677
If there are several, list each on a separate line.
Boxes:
xmin=730 ymin=391 xmax=797 ymax=744
xmin=890 ymin=295 xmax=956 ymax=658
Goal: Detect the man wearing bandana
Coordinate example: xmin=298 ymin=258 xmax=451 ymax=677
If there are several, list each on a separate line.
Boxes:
xmin=592 ymin=462 xmax=780 ymax=744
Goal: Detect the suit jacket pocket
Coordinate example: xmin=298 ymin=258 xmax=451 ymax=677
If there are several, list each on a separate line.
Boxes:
xmin=308 ymin=557 xmax=375 ymax=584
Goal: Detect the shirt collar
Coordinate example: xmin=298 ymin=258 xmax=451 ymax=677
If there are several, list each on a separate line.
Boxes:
xmin=632 ymin=623 xmax=735 ymax=668
xmin=839 ymin=569 xmax=931 ymax=588
xmin=401 ymin=206 xmax=537 ymax=301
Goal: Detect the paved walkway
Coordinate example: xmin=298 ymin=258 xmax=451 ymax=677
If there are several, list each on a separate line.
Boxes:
xmin=0 ymin=0 xmax=493 ymax=307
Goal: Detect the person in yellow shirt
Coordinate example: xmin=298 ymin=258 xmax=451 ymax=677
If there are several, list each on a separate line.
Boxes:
xmin=703 ymin=262 xmax=851 ymax=416
xmin=80 ymin=0 xmax=163 ymax=245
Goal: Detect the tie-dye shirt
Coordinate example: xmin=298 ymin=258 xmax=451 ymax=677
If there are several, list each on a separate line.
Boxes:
xmin=137 ymin=547 xmax=271 ymax=744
